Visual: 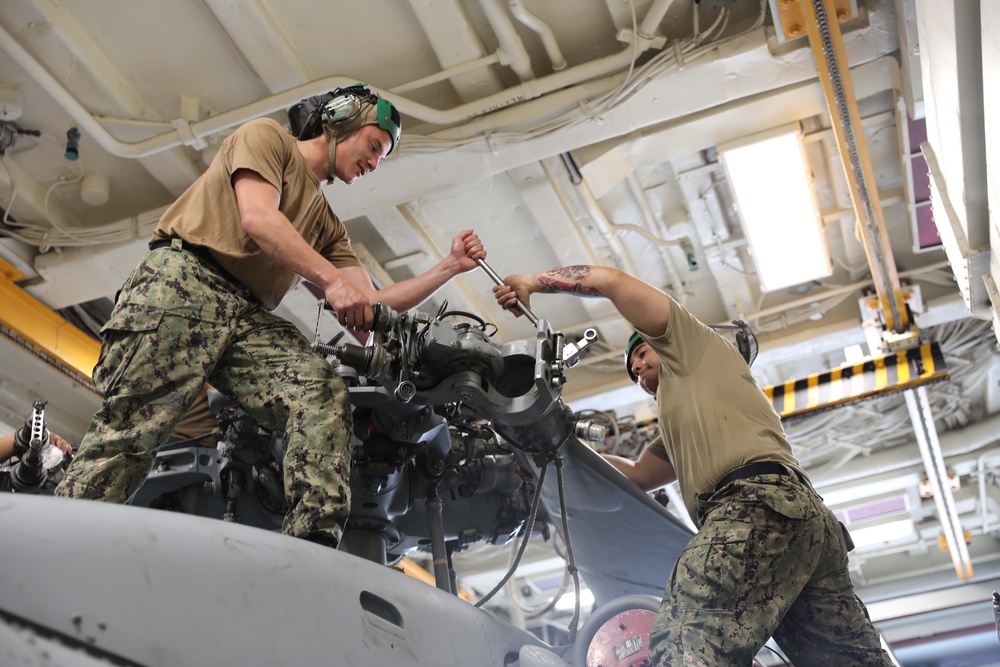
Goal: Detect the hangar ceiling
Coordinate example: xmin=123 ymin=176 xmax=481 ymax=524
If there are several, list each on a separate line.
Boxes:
xmin=1 ymin=1 xmax=999 ymax=664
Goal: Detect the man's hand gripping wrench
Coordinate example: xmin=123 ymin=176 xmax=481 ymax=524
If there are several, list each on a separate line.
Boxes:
xmin=477 ymin=258 xmax=597 ymax=366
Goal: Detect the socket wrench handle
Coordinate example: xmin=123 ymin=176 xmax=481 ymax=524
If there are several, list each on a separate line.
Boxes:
xmin=477 ymin=258 xmax=538 ymax=325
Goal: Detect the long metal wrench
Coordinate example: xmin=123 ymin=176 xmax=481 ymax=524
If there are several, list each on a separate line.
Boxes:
xmin=476 ymin=258 xmax=538 ymax=325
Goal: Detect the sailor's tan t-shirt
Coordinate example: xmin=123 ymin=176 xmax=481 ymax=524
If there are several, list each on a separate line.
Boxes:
xmin=642 ymin=297 xmax=806 ymax=525
xmin=152 ymin=117 xmax=361 ymax=309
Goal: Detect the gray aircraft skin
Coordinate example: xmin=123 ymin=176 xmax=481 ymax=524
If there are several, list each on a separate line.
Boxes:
xmin=0 ymin=303 xmax=693 ymax=666
xmin=1 ymin=493 xmax=552 ymax=666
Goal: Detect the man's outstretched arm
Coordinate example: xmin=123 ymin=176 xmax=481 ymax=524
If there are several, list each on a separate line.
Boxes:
xmin=338 ymin=230 xmax=486 ymax=312
xmin=493 ymin=265 xmax=671 ymax=337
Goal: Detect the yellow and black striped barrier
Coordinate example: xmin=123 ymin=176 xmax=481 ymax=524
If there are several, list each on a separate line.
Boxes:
xmin=764 ymin=342 xmax=948 ymax=420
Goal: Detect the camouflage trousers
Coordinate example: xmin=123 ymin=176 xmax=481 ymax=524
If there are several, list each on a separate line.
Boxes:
xmin=648 ymin=473 xmax=893 ymax=666
xmin=54 ymin=241 xmax=352 ymax=544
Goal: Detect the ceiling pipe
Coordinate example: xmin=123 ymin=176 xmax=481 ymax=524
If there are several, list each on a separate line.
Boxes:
xmin=423 ymin=73 xmax=625 ymax=143
xmin=19 ymin=22 xmax=900 ymax=303
xmin=506 ymin=0 xmax=568 ymax=71
xmin=0 ymin=0 xmax=676 ymax=159
xmin=404 ymin=0 xmax=508 ymax=104
xmin=479 ymin=0 xmax=536 ymax=81
xmin=390 ymin=53 xmax=504 ymax=95
xmin=0 ymin=7 xmax=205 ymax=190
xmin=633 ymin=0 xmax=679 ymax=47
xmin=335 ymin=50 xmax=899 ymax=222
xmin=552 ymin=148 xmax=689 ymax=285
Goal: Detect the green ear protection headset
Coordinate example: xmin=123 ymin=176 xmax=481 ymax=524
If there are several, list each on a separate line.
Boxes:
xmin=288 ymin=83 xmax=402 ymax=154
xmin=624 ymin=320 xmax=758 ymax=382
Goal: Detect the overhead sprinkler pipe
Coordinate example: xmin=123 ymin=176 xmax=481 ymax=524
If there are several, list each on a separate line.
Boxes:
xmin=507 ymin=0 xmax=567 ymax=71
xmin=0 ymin=0 xmax=677 ymax=159
xmin=479 ymin=0 xmax=535 ymax=81
xmin=390 ymin=53 xmax=503 ymax=95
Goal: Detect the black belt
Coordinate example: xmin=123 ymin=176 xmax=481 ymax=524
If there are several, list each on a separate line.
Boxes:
xmin=715 ymin=462 xmax=791 ymax=492
xmin=150 ymin=238 xmax=242 ymax=287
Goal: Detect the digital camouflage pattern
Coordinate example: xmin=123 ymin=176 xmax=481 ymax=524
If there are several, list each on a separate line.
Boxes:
xmin=55 ymin=243 xmax=352 ymax=545
xmin=648 ymin=473 xmax=893 ymax=666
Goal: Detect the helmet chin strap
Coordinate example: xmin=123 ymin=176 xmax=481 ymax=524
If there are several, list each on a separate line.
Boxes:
xmin=323 ymin=125 xmax=339 ymax=184
xmin=321 ymin=105 xmax=380 ymax=184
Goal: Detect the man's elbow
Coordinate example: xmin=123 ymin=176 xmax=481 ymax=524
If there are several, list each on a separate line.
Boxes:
xmin=238 ymin=210 xmax=268 ymax=238
xmin=602 ymin=267 xmax=636 ymax=299
xmin=635 ymin=476 xmax=662 ymax=493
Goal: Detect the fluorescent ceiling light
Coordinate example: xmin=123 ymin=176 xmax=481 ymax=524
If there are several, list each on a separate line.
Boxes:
xmin=719 ymin=125 xmax=832 ymax=292
xmin=848 ymin=517 xmax=915 ymax=549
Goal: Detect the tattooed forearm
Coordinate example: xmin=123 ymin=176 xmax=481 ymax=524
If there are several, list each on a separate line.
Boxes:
xmin=553 ymin=266 xmax=592 ymax=280
xmin=538 ymin=266 xmax=602 ymax=296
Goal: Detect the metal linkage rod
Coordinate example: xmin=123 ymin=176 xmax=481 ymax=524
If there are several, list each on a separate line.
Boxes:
xmin=476 ymin=258 xmax=538 ymax=325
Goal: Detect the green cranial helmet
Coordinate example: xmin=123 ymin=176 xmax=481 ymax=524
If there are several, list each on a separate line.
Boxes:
xmin=322 ymin=84 xmax=401 ymax=155
xmin=623 ymin=321 xmax=758 ymax=383
xmin=624 ymin=331 xmax=644 ymax=383
xmin=374 ymin=93 xmax=402 ymax=155
xmin=288 ymin=83 xmax=402 ymax=154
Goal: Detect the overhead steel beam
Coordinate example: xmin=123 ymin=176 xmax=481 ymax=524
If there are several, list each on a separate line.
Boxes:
xmin=0 ymin=256 xmax=98 ymax=389
xmin=799 ymin=0 xmax=911 ymax=334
